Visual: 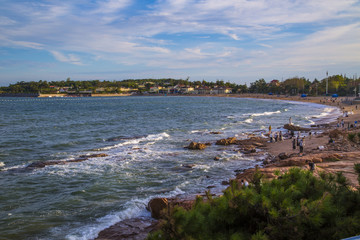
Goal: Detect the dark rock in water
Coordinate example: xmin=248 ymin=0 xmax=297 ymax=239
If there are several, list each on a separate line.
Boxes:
xmin=214 ymin=156 xmax=221 ymax=161
xmin=95 ymin=217 xmax=159 ymax=240
xmin=207 ymin=185 xmax=216 ymax=189
xmin=216 ymin=137 xmax=237 ymax=145
xmin=221 ymin=180 xmax=229 ymax=185
xmin=186 ymin=141 xmax=207 ymax=150
xmin=148 ymin=198 xmax=168 ymax=219
xmin=26 ymin=161 xmax=47 ymax=169
xmin=106 ymin=135 xmax=145 ymax=142
xmin=79 ymin=153 xmax=108 ymax=159
xmin=25 ymin=153 xmax=109 ymax=170
xmin=182 ymin=164 xmax=195 ymax=168
xmin=210 ymin=131 xmax=222 ymax=134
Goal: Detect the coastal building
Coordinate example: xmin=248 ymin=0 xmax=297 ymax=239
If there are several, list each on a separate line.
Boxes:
xmin=194 ymin=87 xmax=211 ymax=94
xmin=211 ymin=87 xmax=232 ymax=94
xmin=180 ymin=86 xmax=194 ymax=94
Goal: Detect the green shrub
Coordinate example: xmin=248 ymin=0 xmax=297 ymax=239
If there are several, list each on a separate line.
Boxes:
xmin=148 ymin=167 xmax=360 ymax=240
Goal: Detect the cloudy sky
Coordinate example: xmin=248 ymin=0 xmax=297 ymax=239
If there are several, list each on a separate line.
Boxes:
xmin=0 ymin=0 xmax=359 ymax=86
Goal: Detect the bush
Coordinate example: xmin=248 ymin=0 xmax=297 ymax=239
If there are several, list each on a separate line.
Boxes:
xmin=148 ymin=168 xmax=360 ymax=240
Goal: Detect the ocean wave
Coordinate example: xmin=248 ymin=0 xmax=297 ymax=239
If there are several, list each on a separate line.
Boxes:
xmin=100 ymin=132 xmax=170 ymax=151
xmin=0 ymin=162 xmax=5 ymax=167
xmin=251 ymin=110 xmax=281 ymax=117
xmin=244 ymin=118 xmax=253 ymax=123
xmin=65 ymin=187 xmax=185 ymax=240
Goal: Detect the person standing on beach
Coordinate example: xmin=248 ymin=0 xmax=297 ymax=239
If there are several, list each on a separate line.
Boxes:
xmin=289 ymin=117 xmax=292 ymax=125
xmin=299 ymin=138 xmax=304 ymax=154
xmin=279 ymin=131 xmax=283 ymax=141
xmin=269 ymin=125 xmax=272 ymax=134
xmin=292 ymin=138 xmax=296 ymax=150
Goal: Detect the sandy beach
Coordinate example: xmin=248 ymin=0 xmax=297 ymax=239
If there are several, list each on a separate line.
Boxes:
xmin=95 ymin=94 xmax=360 ymax=240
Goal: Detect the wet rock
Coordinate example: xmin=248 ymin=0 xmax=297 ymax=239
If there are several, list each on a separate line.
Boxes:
xmin=221 ymin=180 xmax=229 ymax=185
xmin=148 ymin=198 xmax=168 ymax=219
xmin=79 ymin=153 xmax=108 ymax=159
xmin=186 ymin=141 xmax=207 ymax=150
xmin=210 ymin=131 xmax=222 ymax=134
xmin=26 ymin=161 xmax=47 ymax=169
xmin=241 ymin=145 xmax=256 ymax=154
xmin=216 ymin=137 xmax=237 ymax=145
xmin=214 ymin=156 xmax=221 ymax=161
xmin=95 ymin=217 xmax=159 ymax=240
xmin=182 ymin=164 xmax=195 ymax=168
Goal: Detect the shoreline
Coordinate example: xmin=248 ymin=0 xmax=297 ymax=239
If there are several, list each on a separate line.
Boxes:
xmin=95 ymin=94 xmax=360 ymax=240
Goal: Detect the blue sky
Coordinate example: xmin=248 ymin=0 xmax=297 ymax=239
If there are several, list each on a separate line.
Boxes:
xmin=0 ymin=0 xmax=360 ymax=86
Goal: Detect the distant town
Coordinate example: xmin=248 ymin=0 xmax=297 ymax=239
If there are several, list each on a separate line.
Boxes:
xmin=0 ymin=75 xmax=359 ymax=97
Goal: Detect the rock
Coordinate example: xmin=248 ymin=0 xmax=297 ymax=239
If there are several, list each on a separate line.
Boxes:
xmin=241 ymin=145 xmax=256 ymax=154
xmin=26 ymin=161 xmax=47 ymax=169
xmin=79 ymin=153 xmax=108 ymax=159
xmin=95 ymin=217 xmax=159 ymax=240
xmin=182 ymin=164 xmax=195 ymax=168
xmin=186 ymin=141 xmax=207 ymax=150
xmin=221 ymin=180 xmax=229 ymax=185
xmin=148 ymin=198 xmax=168 ymax=219
xmin=214 ymin=156 xmax=221 ymax=161
xmin=216 ymin=137 xmax=237 ymax=145
xmin=210 ymin=131 xmax=222 ymax=134
xmin=283 ymin=124 xmax=310 ymax=131
xmin=278 ymin=152 xmax=289 ymax=160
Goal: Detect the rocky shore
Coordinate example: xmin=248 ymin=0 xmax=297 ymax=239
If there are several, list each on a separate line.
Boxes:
xmin=94 ymin=95 xmax=360 ymax=240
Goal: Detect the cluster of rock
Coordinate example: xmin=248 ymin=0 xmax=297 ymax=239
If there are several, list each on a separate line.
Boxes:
xmin=185 ymin=136 xmax=266 ymax=156
xmin=7 ymin=153 xmax=109 ymax=172
xmin=185 ymin=141 xmax=210 ymax=150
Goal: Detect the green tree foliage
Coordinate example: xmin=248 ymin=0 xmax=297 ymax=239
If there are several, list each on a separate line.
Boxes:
xmin=1 ymin=74 xmax=359 ymax=96
xmin=249 ymin=79 xmax=268 ymax=93
xmin=148 ymin=168 xmax=360 ymax=240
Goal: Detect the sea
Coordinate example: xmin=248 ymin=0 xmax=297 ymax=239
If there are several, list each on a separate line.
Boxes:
xmin=0 ymin=96 xmax=341 ymax=240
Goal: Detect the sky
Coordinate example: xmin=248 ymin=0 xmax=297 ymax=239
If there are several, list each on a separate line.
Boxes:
xmin=0 ymin=0 xmax=360 ymax=86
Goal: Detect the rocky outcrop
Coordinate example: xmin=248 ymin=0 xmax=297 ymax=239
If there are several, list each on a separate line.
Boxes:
xmin=216 ymin=137 xmax=237 ymax=145
xmin=186 ymin=141 xmax=208 ymax=150
xmin=25 ymin=153 xmax=109 ymax=170
xmin=147 ymin=198 xmax=168 ymax=219
xmin=283 ymin=124 xmax=310 ymax=131
xmin=95 ymin=217 xmax=159 ymax=240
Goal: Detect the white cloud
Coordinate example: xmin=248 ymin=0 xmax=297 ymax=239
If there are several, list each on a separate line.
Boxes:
xmin=50 ymin=51 xmax=83 ymax=65
xmin=95 ymin=0 xmax=132 ymax=13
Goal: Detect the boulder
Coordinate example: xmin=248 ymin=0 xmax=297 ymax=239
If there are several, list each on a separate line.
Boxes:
xmin=210 ymin=131 xmax=222 ymax=134
xmin=216 ymin=137 xmax=237 ymax=145
xmin=187 ymin=142 xmax=207 ymax=150
xmin=278 ymin=152 xmax=289 ymax=160
xmin=283 ymin=124 xmax=310 ymax=131
xmin=148 ymin=198 xmax=168 ymax=219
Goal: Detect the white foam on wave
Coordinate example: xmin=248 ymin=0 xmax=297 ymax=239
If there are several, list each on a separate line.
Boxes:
xmin=0 ymin=162 xmax=5 ymax=167
xmin=100 ymin=132 xmax=170 ymax=151
xmin=244 ymin=118 xmax=253 ymax=123
xmin=251 ymin=110 xmax=281 ymax=117
xmin=65 ymin=187 xmax=185 ymax=240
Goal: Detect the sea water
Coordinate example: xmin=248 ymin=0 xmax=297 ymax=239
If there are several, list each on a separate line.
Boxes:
xmin=0 ymin=96 xmax=340 ymax=240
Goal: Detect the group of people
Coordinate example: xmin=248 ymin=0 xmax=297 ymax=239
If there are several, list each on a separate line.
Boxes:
xmin=292 ymin=135 xmax=305 ymax=154
xmin=269 ymin=131 xmax=283 ymax=142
